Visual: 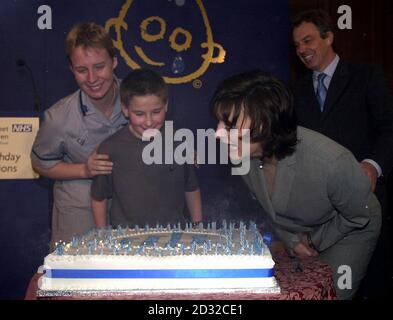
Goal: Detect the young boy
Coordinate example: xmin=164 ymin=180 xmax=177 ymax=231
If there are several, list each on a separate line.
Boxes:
xmin=91 ymin=69 xmax=202 ymax=228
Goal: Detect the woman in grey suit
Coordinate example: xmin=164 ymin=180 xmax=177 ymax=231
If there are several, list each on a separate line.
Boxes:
xmin=211 ymin=70 xmax=381 ymax=300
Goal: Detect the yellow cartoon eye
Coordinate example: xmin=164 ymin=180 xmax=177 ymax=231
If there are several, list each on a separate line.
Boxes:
xmin=140 ymin=16 xmax=166 ymax=42
xmin=169 ymin=27 xmax=192 ymax=52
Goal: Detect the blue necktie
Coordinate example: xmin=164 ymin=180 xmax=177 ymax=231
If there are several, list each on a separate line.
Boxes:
xmin=316 ymin=73 xmax=327 ymax=112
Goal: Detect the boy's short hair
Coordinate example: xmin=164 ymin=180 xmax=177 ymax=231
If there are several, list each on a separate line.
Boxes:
xmin=65 ymin=22 xmax=116 ymax=63
xmin=120 ymin=69 xmax=168 ymax=107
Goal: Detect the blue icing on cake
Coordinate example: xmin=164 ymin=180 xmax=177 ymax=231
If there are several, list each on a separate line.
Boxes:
xmin=119 ymin=238 xmax=132 ymax=249
xmin=191 ymin=234 xmax=208 ymax=246
xmin=142 ymin=236 xmax=160 ymax=247
xmin=52 ymin=221 xmax=267 ymax=257
xmin=166 ymin=232 xmax=183 ymax=248
xmin=40 ymin=221 xmax=280 ymax=293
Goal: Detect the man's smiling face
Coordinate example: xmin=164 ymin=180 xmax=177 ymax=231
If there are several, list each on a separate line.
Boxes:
xmin=293 ymin=21 xmax=335 ymax=72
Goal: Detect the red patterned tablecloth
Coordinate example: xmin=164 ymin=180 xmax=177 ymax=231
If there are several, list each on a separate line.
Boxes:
xmin=25 ymin=251 xmax=336 ymax=300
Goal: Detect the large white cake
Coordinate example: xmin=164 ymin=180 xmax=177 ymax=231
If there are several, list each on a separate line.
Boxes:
xmin=38 ymin=221 xmax=279 ymax=293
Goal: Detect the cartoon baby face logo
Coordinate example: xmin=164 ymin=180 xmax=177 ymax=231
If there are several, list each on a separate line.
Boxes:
xmin=105 ymin=0 xmax=226 ymax=84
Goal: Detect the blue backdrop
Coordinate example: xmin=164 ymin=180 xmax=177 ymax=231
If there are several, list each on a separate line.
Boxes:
xmin=0 ymin=0 xmax=289 ymax=299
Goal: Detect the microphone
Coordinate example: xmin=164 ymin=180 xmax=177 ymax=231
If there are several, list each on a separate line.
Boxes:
xmin=16 ymin=58 xmax=42 ymax=111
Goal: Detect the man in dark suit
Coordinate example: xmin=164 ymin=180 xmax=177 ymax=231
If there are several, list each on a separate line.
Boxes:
xmin=291 ymin=9 xmax=393 ymax=299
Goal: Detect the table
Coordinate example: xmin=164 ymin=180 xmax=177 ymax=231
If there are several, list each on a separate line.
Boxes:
xmin=25 ymin=250 xmax=336 ymax=300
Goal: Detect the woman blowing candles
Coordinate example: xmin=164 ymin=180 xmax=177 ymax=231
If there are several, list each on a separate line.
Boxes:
xmin=211 ymin=70 xmax=381 ymax=300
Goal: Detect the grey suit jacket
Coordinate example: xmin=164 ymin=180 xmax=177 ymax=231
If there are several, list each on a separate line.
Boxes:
xmin=242 ymin=126 xmax=381 ymax=252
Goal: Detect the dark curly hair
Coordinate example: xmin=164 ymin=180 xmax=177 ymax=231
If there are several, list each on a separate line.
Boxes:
xmin=211 ymin=70 xmax=298 ymax=160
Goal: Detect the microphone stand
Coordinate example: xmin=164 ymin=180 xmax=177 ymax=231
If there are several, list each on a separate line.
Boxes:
xmin=16 ymin=59 xmax=42 ymax=111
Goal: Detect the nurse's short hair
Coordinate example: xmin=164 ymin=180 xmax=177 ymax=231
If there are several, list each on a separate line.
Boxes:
xmin=65 ymin=22 xmax=116 ymax=63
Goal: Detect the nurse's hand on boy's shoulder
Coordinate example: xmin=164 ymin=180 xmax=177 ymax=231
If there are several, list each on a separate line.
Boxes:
xmin=85 ymin=151 xmax=113 ymax=178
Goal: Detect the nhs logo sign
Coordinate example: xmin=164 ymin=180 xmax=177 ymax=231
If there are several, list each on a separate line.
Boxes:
xmin=12 ymin=124 xmax=33 ymax=133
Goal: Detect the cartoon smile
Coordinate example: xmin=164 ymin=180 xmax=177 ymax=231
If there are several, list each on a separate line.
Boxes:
xmin=134 ymin=46 xmax=165 ymax=66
